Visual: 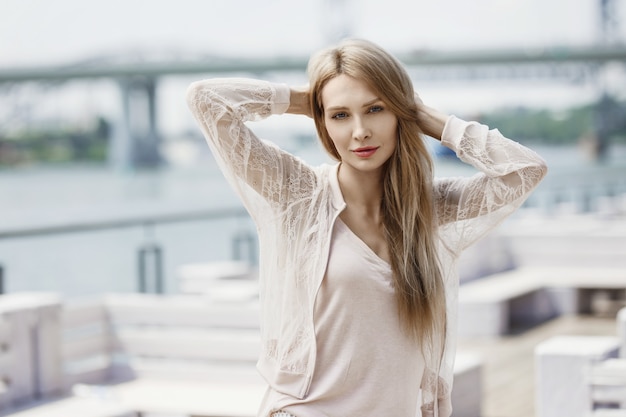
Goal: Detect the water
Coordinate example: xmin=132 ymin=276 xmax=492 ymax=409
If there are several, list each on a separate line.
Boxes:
xmin=1 ymin=141 xmax=625 ymax=298
xmin=0 ymin=153 xmax=252 ymax=296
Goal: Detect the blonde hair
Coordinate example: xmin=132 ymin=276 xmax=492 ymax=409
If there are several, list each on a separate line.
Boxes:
xmin=307 ymin=39 xmax=446 ymax=352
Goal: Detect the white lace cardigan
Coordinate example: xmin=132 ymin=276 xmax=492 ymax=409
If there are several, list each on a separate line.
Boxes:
xmin=186 ymin=78 xmax=547 ymax=417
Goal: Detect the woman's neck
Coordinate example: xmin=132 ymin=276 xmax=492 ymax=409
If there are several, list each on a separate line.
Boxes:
xmin=337 ymin=163 xmax=384 ymax=217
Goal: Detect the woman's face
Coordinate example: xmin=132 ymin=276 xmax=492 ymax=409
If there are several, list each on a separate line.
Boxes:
xmin=322 ymin=74 xmax=398 ymax=178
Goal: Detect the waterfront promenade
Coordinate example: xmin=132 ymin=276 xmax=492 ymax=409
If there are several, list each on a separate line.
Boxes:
xmin=1 ymin=151 xmax=625 ymax=416
xmin=457 ymin=210 xmax=626 ymax=416
xmin=0 ymin=273 xmax=623 ymax=417
xmin=0 ymin=235 xmax=624 ymax=416
xmin=460 ymin=314 xmax=619 ymax=417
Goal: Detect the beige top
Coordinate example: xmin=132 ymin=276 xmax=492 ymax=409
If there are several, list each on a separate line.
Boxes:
xmin=187 ymin=78 xmax=547 ymax=415
xmin=262 ymin=217 xmax=425 ymax=416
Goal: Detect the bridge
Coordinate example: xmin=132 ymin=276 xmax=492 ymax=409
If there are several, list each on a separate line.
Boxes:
xmin=1 ymin=44 xmax=625 ymax=169
xmin=1 ymin=45 xmax=625 ymax=82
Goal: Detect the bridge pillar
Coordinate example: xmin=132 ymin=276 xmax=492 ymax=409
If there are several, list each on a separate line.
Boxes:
xmin=109 ymin=76 xmax=162 ymax=171
xmin=589 ymin=93 xmax=626 ymax=161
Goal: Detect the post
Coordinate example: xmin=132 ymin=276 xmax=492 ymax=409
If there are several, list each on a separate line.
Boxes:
xmin=137 ymin=221 xmax=164 ymax=294
xmin=619 ymin=307 xmax=626 ymax=358
xmin=138 ymin=244 xmax=164 ymax=294
xmin=232 ymin=230 xmax=257 ymax=266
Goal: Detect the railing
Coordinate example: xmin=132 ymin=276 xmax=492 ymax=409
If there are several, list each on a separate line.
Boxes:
xmin=0 ymin=165 xmax=624 ymax=296
xmin=0 ymin=206 xmax=254 ymax=295
xmin=522 ymin=164 xmax=626 ymax=216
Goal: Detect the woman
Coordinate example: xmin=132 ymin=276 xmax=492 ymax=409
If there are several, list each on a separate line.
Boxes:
xmin=186 ymin=38 xmax=547 ymax=417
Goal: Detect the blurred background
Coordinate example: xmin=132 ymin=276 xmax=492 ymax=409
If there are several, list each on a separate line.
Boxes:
xmin=0 ymin=1 xmax=625 ymax=417
xmin=1 ymin=0 xmax=624 ymax=296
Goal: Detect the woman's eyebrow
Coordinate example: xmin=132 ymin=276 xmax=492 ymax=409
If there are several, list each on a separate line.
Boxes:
xmin=362 ymin=97 xmax=382 ymax=107
xmin=326 ymin=97 xmax=382 ymax=112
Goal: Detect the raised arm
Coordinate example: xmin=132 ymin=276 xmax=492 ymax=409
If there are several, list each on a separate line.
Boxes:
xmin=419 ymin=101 xmax=548 ymax=252
xmin=186 ymin=78 xmax=316 ymax=215
xmin=286 ymin=85 xmax=312 ymax=117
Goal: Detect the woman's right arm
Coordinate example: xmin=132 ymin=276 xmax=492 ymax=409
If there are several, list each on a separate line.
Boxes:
xmin=186 ymin=78 xmax=316 ymax=211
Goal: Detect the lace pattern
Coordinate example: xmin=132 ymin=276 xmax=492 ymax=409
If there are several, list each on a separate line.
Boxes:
xmin=187 ymin=78 xmax=547 ymax=416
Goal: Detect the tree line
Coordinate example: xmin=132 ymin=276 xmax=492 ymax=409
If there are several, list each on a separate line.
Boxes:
xmin=1 ymin=100 xmax=624 ymax=167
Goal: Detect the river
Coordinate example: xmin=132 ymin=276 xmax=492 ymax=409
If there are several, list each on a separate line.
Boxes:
xmin=0 ymin=140 xmax=624 ymax=297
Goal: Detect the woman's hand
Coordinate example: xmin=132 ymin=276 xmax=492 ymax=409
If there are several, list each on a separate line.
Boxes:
xmin=414 ymin=92 xmax=448 ymax=141
xmin=287 ymin=85 xmax=312 ymax=118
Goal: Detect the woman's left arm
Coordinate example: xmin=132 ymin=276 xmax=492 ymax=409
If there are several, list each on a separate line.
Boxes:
xmin=420 ymin=103 xmax=548 ymax=249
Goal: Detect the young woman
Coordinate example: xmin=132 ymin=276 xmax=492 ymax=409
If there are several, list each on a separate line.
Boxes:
xmin=186 ymin=38 xmax=547 ymax=417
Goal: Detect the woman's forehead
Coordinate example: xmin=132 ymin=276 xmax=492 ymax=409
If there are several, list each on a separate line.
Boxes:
xmin=321 ymin=75 xmax=379 ymax=108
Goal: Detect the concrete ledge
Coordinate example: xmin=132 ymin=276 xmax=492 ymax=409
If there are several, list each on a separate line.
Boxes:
xmin=459 ymin=267 xmax=626 ymax=338
xmin=459 ymin=268 xmax=552 ymax=337
xmin=593 ymin=410 xmax=626 ymax=417
xmin=108 ymin=379 xmax=263 ymax=417
xmin=451 ymin=352 xmax=483 ymax=417
xmin=0 ymin=396 xmax=137 ymax=417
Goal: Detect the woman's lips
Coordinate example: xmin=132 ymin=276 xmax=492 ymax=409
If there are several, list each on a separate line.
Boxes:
xmin=352 ymin=146 xmax=379 ymax=158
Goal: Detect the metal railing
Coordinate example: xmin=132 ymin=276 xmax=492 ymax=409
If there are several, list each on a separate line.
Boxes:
xmin=0 ymin=206 xmax=254 ymax=295
xmin=1 ymin=168 xmax=624 ymax=296
xmin=527 ymin=167 xmax=626 ymax=215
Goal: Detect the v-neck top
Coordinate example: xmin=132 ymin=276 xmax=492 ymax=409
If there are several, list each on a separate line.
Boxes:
xmin=187 ymin=78 xmax=548 ymax=416
xmin=264 ymin=217 xmax=425 ymax=416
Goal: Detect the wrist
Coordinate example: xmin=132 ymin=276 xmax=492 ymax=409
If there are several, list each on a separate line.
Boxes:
xmin=287 ymin=87 xmax=311 ymax=117
xmin=418 ymin=106 xmax=448 ymax=141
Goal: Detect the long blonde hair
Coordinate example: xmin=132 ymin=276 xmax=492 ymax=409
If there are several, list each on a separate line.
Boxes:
xmin=307 ymin=39 xmax=446 ymax=351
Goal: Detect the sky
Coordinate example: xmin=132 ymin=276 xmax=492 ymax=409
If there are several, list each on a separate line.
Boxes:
xmin=1 ymin=0 xmax=623 ymax=67
xmin=0 ymin=0 xmax=624 ymax=135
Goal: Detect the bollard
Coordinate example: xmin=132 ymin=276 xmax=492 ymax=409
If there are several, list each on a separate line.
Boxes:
xmin=619 ymin=307 xmax=626 ymax=358
xmin=232 ymin=230 xmax=257 ymax=266
xmin=138 ymin=244 xmax=164 ymax=293
xmin=137 ymin=222 xmax=164 ymax=294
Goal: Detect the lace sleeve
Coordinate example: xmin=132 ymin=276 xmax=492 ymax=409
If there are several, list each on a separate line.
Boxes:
xmin=186 ymin=78 xmax=316 ymax=217
xmin=434 ymin=116 xmax=547 ymax=254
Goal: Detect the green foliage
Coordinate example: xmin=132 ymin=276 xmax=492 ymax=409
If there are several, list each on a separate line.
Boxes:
xmin=476 ymin=102 xmax=626 ymax=145
xmin=0 ymin=117 xmax=110 ymax=166
xmin=477 ymin=105 xmax=589 ymax=144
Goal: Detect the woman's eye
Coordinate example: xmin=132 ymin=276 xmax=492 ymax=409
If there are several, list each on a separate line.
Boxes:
xmin=369 ymin=105 xmax=383 ymax=113
xmin=331 ymin=112 xmax=348 ymax=120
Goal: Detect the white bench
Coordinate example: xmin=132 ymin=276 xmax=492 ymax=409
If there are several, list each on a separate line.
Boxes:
xmin=177 ymin=260 xmax=258 ymax=300
xmin=535 ymin=308 xmax=626 ymax=417
xmin=535 ymin=335 xmax=621 ymax=417
xmin=1 ymin=396 xmax=137 ymax=417
xmin=499 ymin=214 xmax=626 ymax=270
xmin=1 ymin=292 xmax=484 ymax=417
xmin=71 ymin=294 xmax=484 ymax=417
xmin=459 ymin=266 xmax=626 ymax=338
xmin=0 ymin=293 xmax=138 ymax=417
xmin=593 ymin=411 xmax=626 ymax=417
xmin=0 ymin=293 xmax=64 ymax=408
xmin=590 ymin=358 xmax=626 ymax=410
xmin=458 ymin=269 xmax=549 ymax=337
xmin=63 ymin=293 xmax=262 ymax=384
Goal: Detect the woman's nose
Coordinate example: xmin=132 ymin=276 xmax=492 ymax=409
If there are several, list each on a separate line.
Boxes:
xmin=353 ymin=117 xmax=371 ymax=141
